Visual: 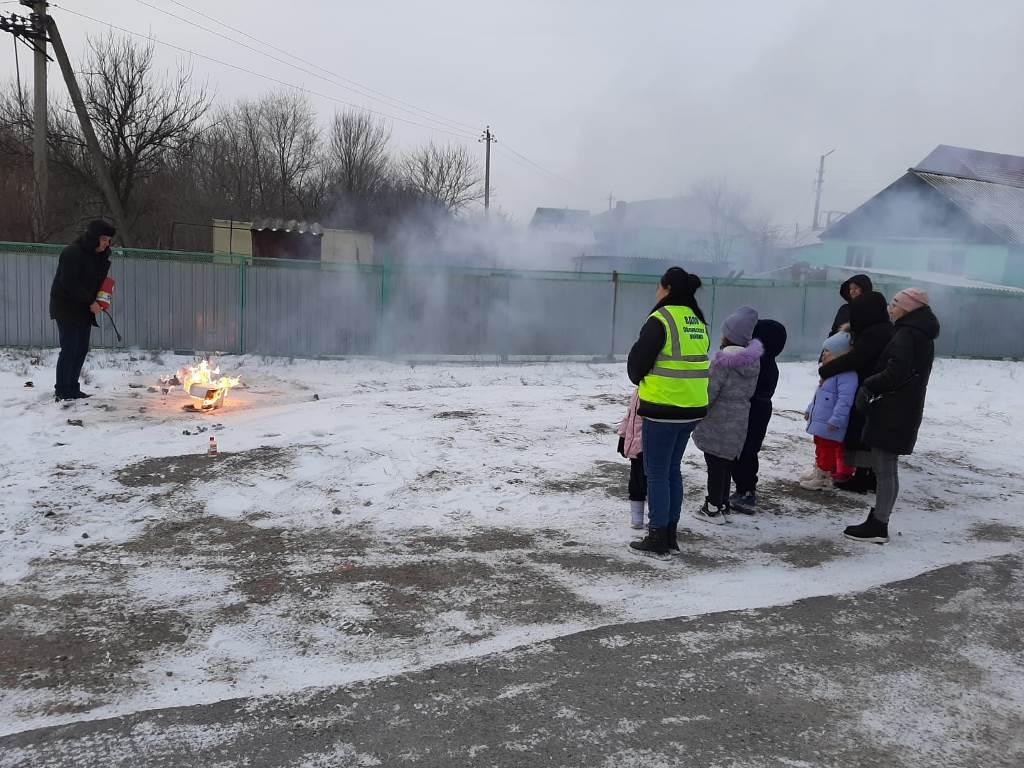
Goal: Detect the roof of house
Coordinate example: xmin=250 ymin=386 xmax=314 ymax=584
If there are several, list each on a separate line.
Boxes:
xmin=822 ymin=264 xmax=1024 ymax=295
xmin=529 ymin=207 xmax=592 ymax=230
xmin=823 ymin=145 xmax=1024 ymax=244
xmin=916 ymin=145 xmax=1024 ymax=188
xmin=591 ymin=196 xmax=727 ymax=232
xmin=913 ymin=171 xmax=1024 ymax=244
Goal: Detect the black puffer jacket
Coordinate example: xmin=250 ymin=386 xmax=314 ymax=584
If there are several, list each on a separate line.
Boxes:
xmin=751 ymin=319 xmax=787 ymax=402
xmin=49 ymin=224 xmax=113 ymax=327
xmin=819 ymin=291 xmax=893 ymax=451
xmin=830 ymin=274 xmax=874 ymax=335
xmin=861 ymin=306 xmax=940 ymax=456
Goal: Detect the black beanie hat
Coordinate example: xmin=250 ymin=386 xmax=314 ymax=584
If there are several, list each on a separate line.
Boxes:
xmin=86 ymin=219 xmax=116 ymax=239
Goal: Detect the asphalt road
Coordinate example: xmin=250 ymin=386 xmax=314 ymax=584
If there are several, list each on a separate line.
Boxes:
xmin=4 ymin=554 xmax=1023 ymax=767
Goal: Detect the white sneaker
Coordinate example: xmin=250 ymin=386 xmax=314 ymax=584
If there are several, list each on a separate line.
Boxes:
xmin=693 ymin=501 xmax=728 ymax=526
xmin=800 ymin=469 xmax=834 ymax=491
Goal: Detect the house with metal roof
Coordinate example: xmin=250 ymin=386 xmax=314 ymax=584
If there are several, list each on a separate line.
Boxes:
xmin=806 ymin=145 xmax=1024 ymax=287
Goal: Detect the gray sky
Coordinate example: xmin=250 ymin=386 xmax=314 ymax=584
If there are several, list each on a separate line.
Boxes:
xmin=4 ymin=0 xmax=1023 ymax=229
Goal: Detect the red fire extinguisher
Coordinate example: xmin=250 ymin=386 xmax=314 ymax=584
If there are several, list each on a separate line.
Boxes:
xmin=95 ymin=277 xmax=123 ymax=342
xmin=96 ymin=277 xmax=115 ymax=311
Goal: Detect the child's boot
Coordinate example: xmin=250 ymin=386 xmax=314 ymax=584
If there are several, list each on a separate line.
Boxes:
xmin=629 ymin=500 xmax=645 ymax=530
xmin=800 ymin=468 xmax=834 ymax=491
xmin=693 ymin=499 xmax=728 ymax=526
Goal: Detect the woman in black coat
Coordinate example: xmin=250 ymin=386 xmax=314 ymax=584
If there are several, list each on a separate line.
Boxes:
xmin=844 ymin=289 xmax=940 ymax=544
xmin=829 ymin=274 xmax=873 ymax=335
xmin=818 ymin=291 xmax=893 ymax=492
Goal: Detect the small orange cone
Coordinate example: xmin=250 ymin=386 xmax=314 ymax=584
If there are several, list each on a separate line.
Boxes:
xmin=208 ymin=436 xmax=219 ymax=457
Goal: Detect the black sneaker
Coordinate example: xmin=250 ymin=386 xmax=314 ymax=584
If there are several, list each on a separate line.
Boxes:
xmin=729 ymin=491 xmax=757 ymax=514
xmin=843 ymin=510 xmax=889 ymax=544
xmin=71 ymin=391 xmax=93 ymax=399
xmin=629 ymin=527 xmax=671 ymax=560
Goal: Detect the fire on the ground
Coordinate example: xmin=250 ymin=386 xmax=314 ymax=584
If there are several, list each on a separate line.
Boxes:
xmin=160 ymin=360 xmax=241 ymax=410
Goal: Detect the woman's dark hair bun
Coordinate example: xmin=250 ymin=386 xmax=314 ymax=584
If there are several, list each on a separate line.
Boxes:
xmin=686 ymin=273 xmax=702 ymax=292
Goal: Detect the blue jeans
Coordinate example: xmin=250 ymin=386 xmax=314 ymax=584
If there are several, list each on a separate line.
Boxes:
xmin=642 ymin=419 xmax=697 ymax=529
xmin=55 ymin=321 xmax=92 ymax=398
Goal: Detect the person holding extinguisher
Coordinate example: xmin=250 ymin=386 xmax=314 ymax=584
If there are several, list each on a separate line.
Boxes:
xmin=49 ymin=219 xmax=116 ymax=401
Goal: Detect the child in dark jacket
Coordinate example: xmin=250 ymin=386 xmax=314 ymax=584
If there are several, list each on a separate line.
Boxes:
xmin=730 ymin=319 xmax=787 ymax=513
xmin=801 ymin=332 xmax=859 ymax=490
xmin=693 ymin=307 xmax=764 ymax=525
xmin=617 ymin=390 xmax=646 ymax=529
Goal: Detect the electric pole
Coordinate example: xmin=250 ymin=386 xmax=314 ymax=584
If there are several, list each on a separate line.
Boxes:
xmin=480 ymin=125 xmax=496 ymax=214
xmin=1 ymin=2 xmax=49 ymax=238
xmin=46 ymin=14 xmax=131 ymax=244
xmin=812 ymin=148 xmax=835 ymax=231
xmin=30 ymin=1 xmax=47 ymax=239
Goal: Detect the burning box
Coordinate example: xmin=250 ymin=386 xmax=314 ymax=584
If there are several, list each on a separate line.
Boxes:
xmin=160 ymin=360 xmax=240 ymax=411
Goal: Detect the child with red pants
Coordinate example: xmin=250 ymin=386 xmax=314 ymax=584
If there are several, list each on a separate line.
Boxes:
xmin=802 ymin=332 xmax=858 ymax=490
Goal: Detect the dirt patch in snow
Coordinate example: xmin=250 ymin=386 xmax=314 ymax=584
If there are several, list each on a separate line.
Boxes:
xmin=115 ymin=446 xmax=294 ymax=488
xmin=970 ymin=522 xmax=1024 ymax=543
xmin=410 ymin=529 xmax=537 ymax=553
xmin=542 ymin=460 xmax=628 ymax=497
xmin=756 ymin=479 xmax=867 ymax=514
xmin=0 ymin=587 xmax=188 ymax=714
xmin=757 ymin=538 xmax=848 ymax=568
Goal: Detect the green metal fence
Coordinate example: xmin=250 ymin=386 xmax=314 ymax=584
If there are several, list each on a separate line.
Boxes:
xmin=2 ymin=241 xmax=1023 ymax=360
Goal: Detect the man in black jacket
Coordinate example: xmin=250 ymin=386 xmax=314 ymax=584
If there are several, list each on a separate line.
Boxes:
xmin=830 ymin=274 xmax=873 ymax=336
xmin=844 ymin=288 xmax=940 ymax=544
xmin=49 ymin=220 xmax=115 ymax=401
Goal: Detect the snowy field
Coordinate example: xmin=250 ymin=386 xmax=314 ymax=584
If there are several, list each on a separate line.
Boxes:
xmin=1 ymin=349 xmax=1023 ymax=739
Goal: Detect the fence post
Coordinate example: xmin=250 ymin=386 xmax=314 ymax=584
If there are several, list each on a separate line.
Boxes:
xmin=238 ymin=257 xmax=247 ymax=355
xmin=608 ymin=270 xmax=619 ymax=360
xmin=800 ymin=282 xmax=809 ymax=356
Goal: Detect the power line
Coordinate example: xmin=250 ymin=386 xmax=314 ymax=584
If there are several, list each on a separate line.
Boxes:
xmin=129 ymin=0 xmax=477 ymax=137
xmin=48 ymin=3 xmax=480 ymax=143
xmin=157 ymin=0 xmax=478 ymax=135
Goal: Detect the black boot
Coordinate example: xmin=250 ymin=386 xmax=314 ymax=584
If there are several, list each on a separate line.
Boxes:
xmin=843 ymin=509 xmax=889 ymax=544
xmin=835 ymin=468 xmax=872 ymax=494
xmin=629 ymin=526 xmax=671 ymax=560
xmin=667 ymin=523 xmax=680 ymax=554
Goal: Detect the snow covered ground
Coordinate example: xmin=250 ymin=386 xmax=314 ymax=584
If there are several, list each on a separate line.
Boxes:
xmin=1 ymin=349 xmax=1023 ymax=738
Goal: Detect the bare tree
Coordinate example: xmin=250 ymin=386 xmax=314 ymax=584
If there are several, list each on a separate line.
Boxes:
xmin=257 ymin=92 xmax=320 ymax=214
xmin=328 ymin=110 xmax=391 ymax=197
xmin=46 ymin=33 xmax=211 ymax=229
xmin=401 ymin=142 xmax=483 ymax=213
xmin=691 ymin=177 xmax=751 ymax=264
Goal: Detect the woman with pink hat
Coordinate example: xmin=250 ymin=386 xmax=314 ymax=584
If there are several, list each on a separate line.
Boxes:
xmin=844 ymin=288 xmax=940 ymax=544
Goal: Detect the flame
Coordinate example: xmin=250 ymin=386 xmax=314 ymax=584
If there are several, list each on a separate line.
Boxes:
xmin=163 ymin=359 xmax=241 ymax=410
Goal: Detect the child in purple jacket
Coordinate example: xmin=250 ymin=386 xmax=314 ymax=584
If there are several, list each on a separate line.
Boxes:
xmin=802 ymin=332 xmax=859 ymax=491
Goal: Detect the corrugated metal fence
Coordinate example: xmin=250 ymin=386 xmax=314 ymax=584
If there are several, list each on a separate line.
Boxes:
xmin=3 ymin=242 xmax=1024 ymax=360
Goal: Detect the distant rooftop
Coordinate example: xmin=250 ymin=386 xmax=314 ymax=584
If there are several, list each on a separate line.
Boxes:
xmin=915 ymin=145 xmax=1024 ymax=188
xmin=530 ymin=207 xmax=592 ymax=231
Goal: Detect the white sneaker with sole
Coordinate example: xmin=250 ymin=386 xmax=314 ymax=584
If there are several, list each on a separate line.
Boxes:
xmin=800 ymin=468 xmax=834 ymax=491
xmin=693 ymin=501 xmax=728 ymax=526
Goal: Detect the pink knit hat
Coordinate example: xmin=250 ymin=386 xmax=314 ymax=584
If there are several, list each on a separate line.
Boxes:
xmin=892 ymin=288 xmax=929 ymax=312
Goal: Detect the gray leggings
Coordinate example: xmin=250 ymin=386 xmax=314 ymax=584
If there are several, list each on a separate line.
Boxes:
xmin=871 ymin=450 xmax=900 ymax=523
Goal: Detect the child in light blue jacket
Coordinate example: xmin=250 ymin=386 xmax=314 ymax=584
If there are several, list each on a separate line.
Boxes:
xmin=802 ymin=332 xmax=859 ymax=490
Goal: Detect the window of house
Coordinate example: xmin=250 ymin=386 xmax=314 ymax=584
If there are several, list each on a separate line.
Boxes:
xmin=845 ymin=245 xmax=874 ymax=268
xmin=928 ymin=249 xmax=966 ymax=274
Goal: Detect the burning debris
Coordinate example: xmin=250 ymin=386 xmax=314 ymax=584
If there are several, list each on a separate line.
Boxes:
xmin=160 ymin=359 xmax=241 ymax=411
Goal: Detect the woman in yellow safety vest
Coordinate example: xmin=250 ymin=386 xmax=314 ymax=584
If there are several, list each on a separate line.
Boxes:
xmin=626 ymin=267 xmax=711 ymax=559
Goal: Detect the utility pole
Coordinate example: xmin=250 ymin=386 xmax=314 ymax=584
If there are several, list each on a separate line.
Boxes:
xmin=1 ymin=3 xmax=49 ymax=238
xmin=479 ymin=125 xmax=496 ymax=214
xmin=30 ymin=1 xmax=47 ymax=239
xmin=812 ymin=148 xmax=835 ymax=231
xmin=608 ymin=193 xmax=614 ymax=212
xmin=46 ymin=14 xmax=131 ymax=244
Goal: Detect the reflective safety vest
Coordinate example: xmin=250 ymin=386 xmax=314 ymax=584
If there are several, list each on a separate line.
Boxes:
xmin=638 ymin=305 xmax=711 ymax=409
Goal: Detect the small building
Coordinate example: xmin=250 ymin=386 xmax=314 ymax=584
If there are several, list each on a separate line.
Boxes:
xmin=528 ymin=207 xmax=596 ymax=267
xmin=212 ymin=218 xmax=373 ymax=265
xmin=810 ymin=145 xmax=1024 ymax=287
xmin=590 ymin=197 xmax=765 ymax=273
